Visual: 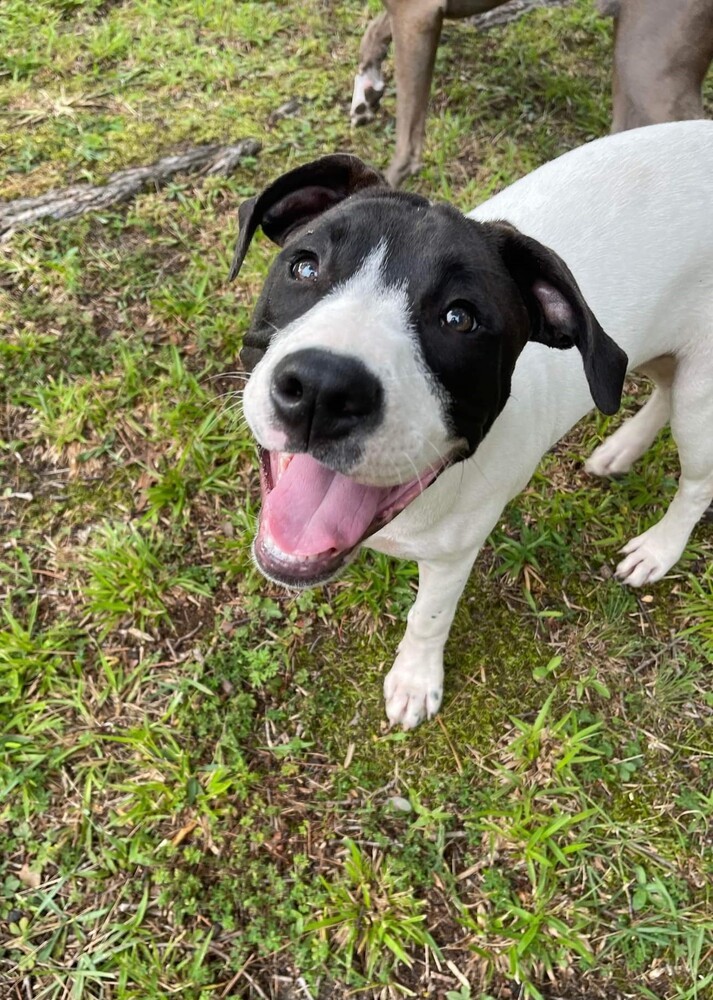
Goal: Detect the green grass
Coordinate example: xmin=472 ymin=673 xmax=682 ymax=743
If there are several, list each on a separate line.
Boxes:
xmin=1 ymin=0 xmax=712 ymax=997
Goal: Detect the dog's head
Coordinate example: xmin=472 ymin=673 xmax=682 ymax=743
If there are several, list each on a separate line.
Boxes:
xmin=231 ymin=154 xmax=627 ymax=587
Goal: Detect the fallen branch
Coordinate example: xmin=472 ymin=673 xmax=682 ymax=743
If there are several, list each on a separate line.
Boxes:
xmin=0 ymin=138 xmax=260 ymax=241
xmin=469 ymin=0 xmax=571 ymax=31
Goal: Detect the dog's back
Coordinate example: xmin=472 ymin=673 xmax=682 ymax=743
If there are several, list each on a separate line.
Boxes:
xmin=469 ymin=121 xmax=713 ymax=371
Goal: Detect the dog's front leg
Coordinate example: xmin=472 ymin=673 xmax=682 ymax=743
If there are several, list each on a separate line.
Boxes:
xmin=351 ymin=12 xmax=392 ymax=126
xmin=384 ymin=550 xmax=477 ymax=729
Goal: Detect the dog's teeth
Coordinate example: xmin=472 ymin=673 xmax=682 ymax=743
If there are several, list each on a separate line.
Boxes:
xmin=276 ymin=452 xmax=292 ymax=481
xmin=261 ymin=532 xmax=327 ymax=565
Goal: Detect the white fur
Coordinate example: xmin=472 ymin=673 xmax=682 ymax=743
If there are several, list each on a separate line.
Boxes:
xmin=351 ymin=68 xmax=385 ymax=125
xmin=242 ymin=242 xmax=461 ymax=485
xmin=365 ymin=121 xmax=713 ymax=727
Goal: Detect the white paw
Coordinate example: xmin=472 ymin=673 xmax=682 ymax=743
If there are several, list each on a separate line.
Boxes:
xmin=585 ymin=434 xmax=639 ymax=477
xmin=615 ymin=525 xmax=684 ymax=587
xmin=350 ymin=71 xmax=384 ymax=126
xmin=383 ymin=656 xmax=443 ymax=730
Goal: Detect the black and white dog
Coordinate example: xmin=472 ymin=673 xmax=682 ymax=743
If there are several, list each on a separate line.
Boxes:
xmin=231 ymin=121 xmax=713 ymax=729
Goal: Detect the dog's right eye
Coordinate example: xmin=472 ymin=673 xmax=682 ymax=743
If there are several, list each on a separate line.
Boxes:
xmin=441 ymin=302 xmax=479 ymax=333
xmin=291 ymin=255 xmax=319 ymax=282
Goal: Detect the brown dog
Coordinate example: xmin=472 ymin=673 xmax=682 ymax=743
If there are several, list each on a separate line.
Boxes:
xmin=351 ymin=0 xmax=713 ymax=186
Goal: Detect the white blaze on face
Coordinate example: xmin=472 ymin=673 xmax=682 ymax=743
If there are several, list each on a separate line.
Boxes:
xmin=242 ymin=242 xmax=457 ymax=485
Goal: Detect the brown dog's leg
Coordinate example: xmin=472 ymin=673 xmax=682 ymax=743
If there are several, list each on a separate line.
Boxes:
xmin=385 ymin=0 xmax=446 ymax=187
xmin=610 ymin=0 xmax=713 ymax=130
xmin=351 ymin=12 xmax=392 ymax=126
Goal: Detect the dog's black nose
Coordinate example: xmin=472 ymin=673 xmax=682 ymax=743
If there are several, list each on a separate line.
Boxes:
xmin=270 ymin=348 xmax=383 ymax=448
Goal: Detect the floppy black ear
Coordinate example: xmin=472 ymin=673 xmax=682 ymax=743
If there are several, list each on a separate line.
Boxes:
xmin=228 ymin=154 xmax=384 ymax=281
xmin=495 ymin=224 xmax=628 ymax=414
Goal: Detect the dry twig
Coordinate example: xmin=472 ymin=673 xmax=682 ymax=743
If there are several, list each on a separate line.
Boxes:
xmin=0 ymin=138 xmax=260 ymax=241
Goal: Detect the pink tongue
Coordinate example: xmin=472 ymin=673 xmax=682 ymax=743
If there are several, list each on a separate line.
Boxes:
xmin=263 ymin=454 xmax=387 ymax=556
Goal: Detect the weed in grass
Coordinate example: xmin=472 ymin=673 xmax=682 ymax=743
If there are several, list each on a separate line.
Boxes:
xmin=501 ymin=691 xmax=605 ymax=778
xmin=144 ymin=407 xmax=251 ymax=521
xmin=680 ymin=568 xmax=713 ymax=658
xmin=492 ymin=522 xmax=555 ymax=580
xmin=331 ymin=549 xmax=419 ymax=623
xmin=82 ymin=522 xmax=211 ymax=629
xmin=100 ymin=724 xmax=251 ymax=830
xmin=308 ymin=838 xmax=440 ymax=984
xmin=0 ymin=599 xmax=78 ymax=703
xmin=27 ymin=373 xmax=108 ymax=449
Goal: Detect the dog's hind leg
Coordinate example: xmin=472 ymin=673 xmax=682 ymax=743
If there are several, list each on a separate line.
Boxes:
xmin=383 ymin=551 xmax=477 ymax=729
xmin=616 ymin=350 xmax=713 ymax=587
xmin=385 ymin=0 xmax=445 ymax=187
xmin=610 ymin=0 xmax=713 ymax=132
xmin=585 ymin=356 xmax=675 ymax=477
xmin=351 ymin=12 xmax=391 ymax=126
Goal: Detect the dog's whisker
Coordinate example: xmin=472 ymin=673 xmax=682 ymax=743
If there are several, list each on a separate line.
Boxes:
xmin=198 ymin=393 xmax=243 ymax=416
xmin=220 ymin=403 xmax=249 ymax=423
xmin=213 ymin=388 xmax=246 ymax=403
xmin=221 ymin=405 xmax=247 ymax=418
xmin=476 ymin=456 xmax=490 ymax=485
xmin=208 ymin=399 xmax=248 ymax=420
xmin=417 ymin=433 xmax=449 ymax=470
xmin=206 ymin=371 xmax=251 ymax=382
xmin=400 ymin=449 xmax=425 ymax=486
xmin=259 ymin=318 xmax=282 ymax=337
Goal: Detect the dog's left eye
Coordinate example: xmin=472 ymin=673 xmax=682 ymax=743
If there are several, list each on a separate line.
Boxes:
xmin=291 ymin=255 xmax=319 ymax=282
xmin=441 ymin=303 xmax=479 ymax=333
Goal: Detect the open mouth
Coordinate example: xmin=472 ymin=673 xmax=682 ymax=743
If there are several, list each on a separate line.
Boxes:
xmin=253 ymin=449 xmax=448 ymax=588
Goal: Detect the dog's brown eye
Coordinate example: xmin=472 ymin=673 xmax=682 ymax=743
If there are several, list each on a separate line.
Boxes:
xmin=441 ymin=303 xmax=478 ymax=333
xmin=291 ymin=255 xmax=319 ymax=282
